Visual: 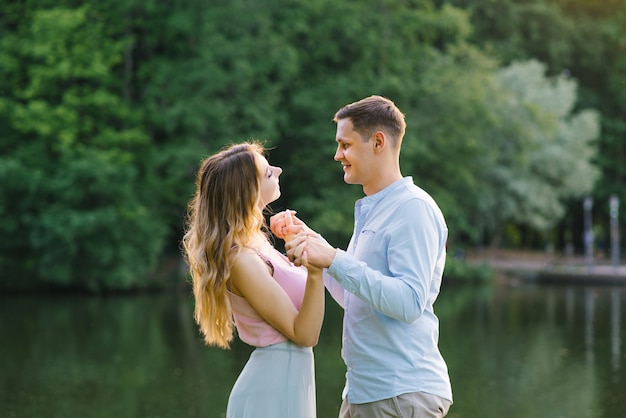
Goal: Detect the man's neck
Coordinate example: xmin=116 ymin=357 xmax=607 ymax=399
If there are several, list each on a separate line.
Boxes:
xmin=362 ymin=171 xmax=403 ymax=196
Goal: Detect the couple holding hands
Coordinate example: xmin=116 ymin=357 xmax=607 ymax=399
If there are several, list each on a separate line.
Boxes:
xmin=182 ymin=96 xmax=453 ymax=418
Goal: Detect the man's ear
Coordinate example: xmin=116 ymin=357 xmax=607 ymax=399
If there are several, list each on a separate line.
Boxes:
xmin=372 ymin=131 xmax=385 ymax=153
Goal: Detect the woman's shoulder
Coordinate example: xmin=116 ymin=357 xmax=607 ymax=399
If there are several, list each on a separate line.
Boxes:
xmin=228 ymin=248 xmax=272 ymax=297
xmin=230 ymin=246 xmax=275 ymax=276
xmin=231 ymin=247 xmax=264 ymax=267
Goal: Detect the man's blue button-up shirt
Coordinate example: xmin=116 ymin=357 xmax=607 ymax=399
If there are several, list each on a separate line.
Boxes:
xmin=326 ymin=177 xmax=453 ymax=404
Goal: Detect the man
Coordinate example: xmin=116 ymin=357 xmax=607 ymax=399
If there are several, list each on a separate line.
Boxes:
xmin=280 ymin=95 xmax=452 ymax=417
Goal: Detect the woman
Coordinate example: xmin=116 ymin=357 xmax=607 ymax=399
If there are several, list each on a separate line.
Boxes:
xmin=182 ymin=142 xmax=324 ymax=418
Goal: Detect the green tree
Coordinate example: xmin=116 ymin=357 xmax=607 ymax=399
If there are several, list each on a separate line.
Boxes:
xmin=268 ymin=1 xmax=480 ymax=246
xmin=403 ymin=43 xmax=503 ymax=244
xmin=398 ymin=52 xmax=599 ymax=247
xmin=0 ymin=0 xmax=610 ymax=290
xmin=129 ymin=0 xmax=303 ymax=243
xmin=0 ymin=5 xmax=166 ymax=290
xmin=483 ymin=60 xmax=599 ymax=245
xmin=438 ymin=0 xmax=625 ymax=250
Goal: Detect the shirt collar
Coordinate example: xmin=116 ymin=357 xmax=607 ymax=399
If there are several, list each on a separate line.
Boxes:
xmin=360 ymin=177 xmax=412 ymax=207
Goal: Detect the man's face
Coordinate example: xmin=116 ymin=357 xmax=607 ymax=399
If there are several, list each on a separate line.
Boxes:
xmin=334 ymin=118 xmax=376 ymax=187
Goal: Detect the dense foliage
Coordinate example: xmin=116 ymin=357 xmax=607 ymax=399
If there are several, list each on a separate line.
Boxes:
xmin=0 ymin=0 xmax=620 ymax=290
xmin=439 ymin=0 xmax=626 ymax=248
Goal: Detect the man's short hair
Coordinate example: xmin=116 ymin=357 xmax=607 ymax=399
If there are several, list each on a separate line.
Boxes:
xmin=333 ymin=95 xmax=406 ymax=148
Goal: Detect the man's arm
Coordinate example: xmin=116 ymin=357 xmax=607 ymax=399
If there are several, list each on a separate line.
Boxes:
xmin=327 ymin=199 xmax=445 ymax=323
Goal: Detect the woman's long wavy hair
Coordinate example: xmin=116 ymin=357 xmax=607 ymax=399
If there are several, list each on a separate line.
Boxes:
xmin=182 ymin=142 xmax=267 ymax=348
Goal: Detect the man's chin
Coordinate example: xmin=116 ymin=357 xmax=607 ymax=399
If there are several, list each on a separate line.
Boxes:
xmin=343 ymin=175 xmax=356 ymax=185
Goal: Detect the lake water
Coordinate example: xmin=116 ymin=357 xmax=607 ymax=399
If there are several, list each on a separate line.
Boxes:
xmin=1 ymin=282 xmax=625 ymax=418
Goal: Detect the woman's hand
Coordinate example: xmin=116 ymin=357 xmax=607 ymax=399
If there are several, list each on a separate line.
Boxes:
xmin=270 ymin=210 xmax=314 ymax=241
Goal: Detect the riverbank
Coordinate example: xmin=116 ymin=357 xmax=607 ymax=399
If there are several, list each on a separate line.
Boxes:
xmin=466 ymin=249 xmax=626 ymax=285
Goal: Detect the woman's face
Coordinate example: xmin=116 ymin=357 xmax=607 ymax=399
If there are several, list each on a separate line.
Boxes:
xmin=256 ymin=154 xmax=282 ymax=208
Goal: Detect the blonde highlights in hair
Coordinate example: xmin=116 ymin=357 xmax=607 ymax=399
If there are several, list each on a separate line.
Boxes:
xmin=182 ymin=142 xmax=266 ymax=348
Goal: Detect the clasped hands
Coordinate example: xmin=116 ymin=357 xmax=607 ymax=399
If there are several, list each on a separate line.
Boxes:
xmin=270 ymin=210 xmax=336 ymax=270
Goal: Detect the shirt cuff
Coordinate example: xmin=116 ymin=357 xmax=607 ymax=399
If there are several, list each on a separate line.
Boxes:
xmin=328 ymin=249 xmax=356 ymax=291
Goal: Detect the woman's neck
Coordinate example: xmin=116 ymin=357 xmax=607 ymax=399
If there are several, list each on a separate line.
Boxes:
xmin=246 ymin=234 xmax=271 ymax=253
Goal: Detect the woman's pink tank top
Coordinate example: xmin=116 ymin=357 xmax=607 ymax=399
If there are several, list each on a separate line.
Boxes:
xmin=228 ymin=249 xmax=308 ymax=347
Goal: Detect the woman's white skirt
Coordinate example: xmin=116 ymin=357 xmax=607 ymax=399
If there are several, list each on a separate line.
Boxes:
xmin=226 ymin=340 xmax=316 ymax=418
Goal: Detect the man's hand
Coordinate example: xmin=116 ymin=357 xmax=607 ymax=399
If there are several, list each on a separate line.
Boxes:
xmin=286 ymin=233 xmax=337 ymax=269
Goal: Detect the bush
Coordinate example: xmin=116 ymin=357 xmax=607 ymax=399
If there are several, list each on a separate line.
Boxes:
xmin=444 ymin=256 xmax=495 ymax=282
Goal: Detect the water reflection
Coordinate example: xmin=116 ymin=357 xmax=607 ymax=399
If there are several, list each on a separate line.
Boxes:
xmin=436 ymin=284 xmax=626 ymax=418
xmin=612 ymin=289 xmax=621 ymax=376
xmin=1 ymin=284 xmax=625 ymax=418
xmin=585 ymin=288 xmax=595 ymax=365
